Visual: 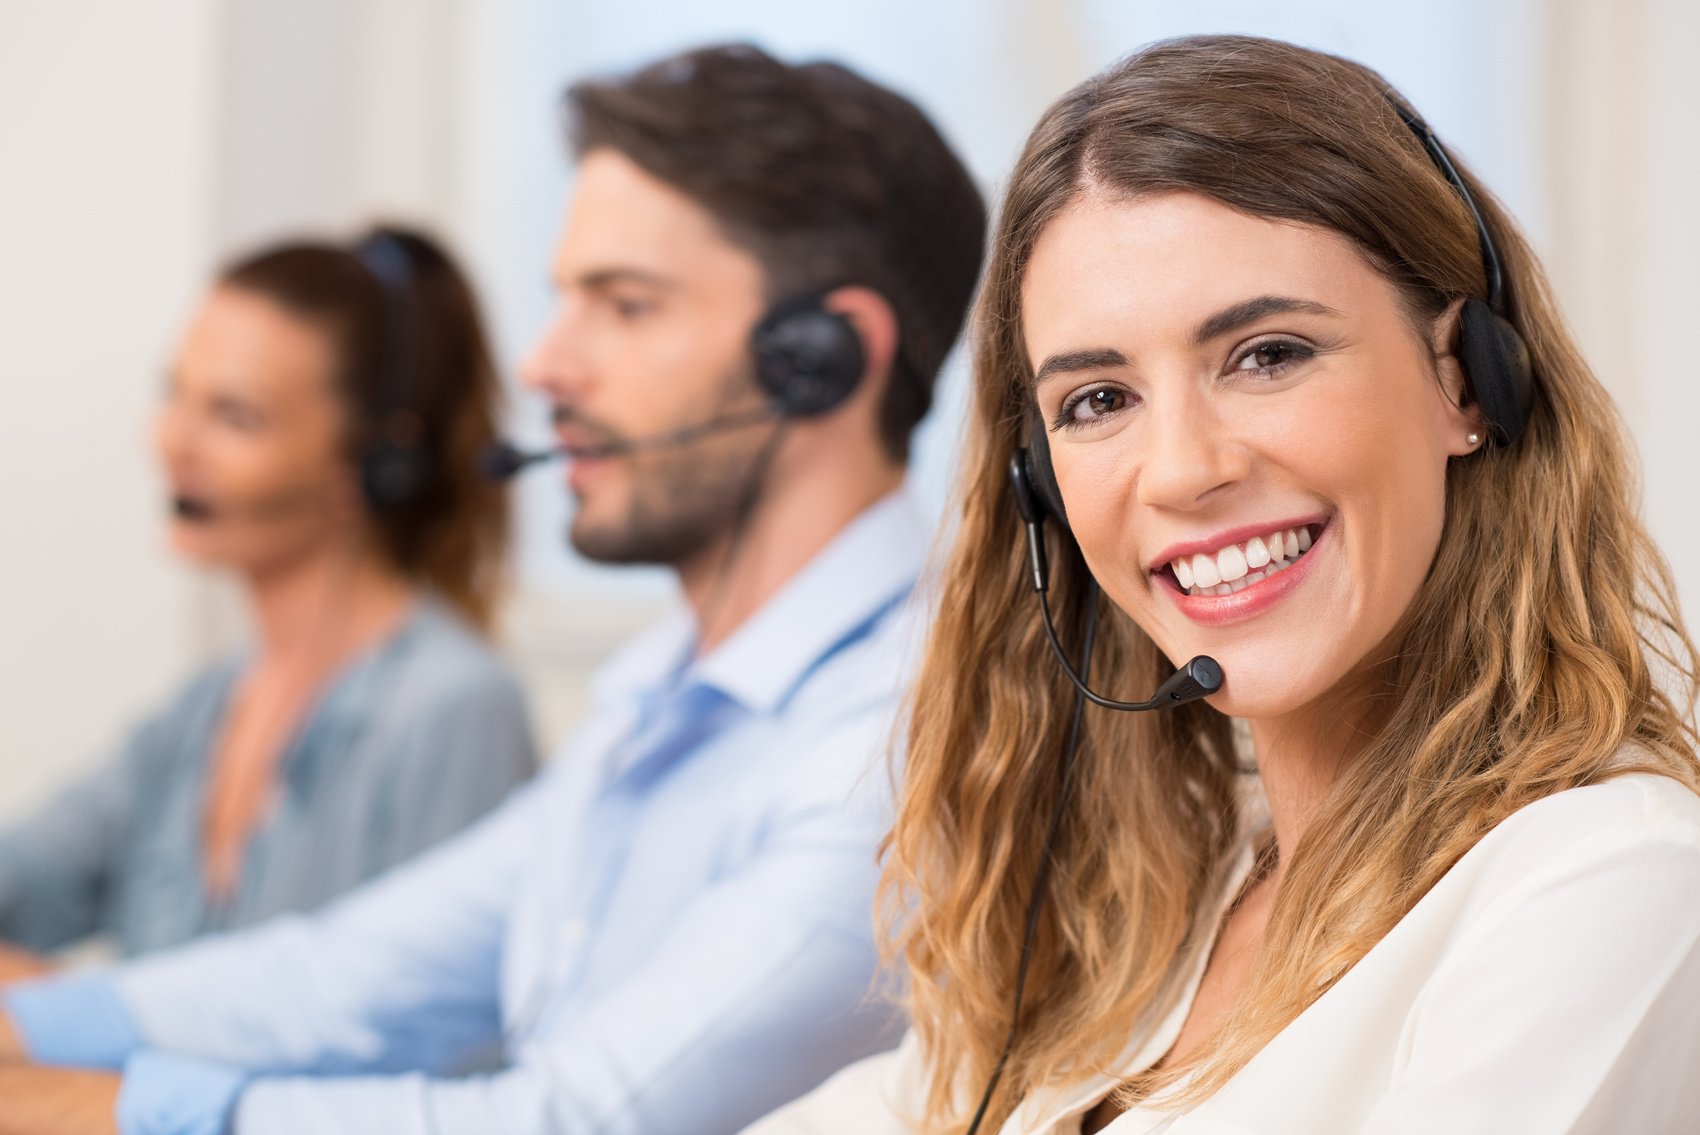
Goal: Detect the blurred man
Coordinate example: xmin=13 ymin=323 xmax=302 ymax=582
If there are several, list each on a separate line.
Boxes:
xmin=0 ymin=42 xmax=984 ymax=1135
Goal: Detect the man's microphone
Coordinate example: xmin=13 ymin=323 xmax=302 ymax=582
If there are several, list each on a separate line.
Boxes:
xmin=479 ymin=406 xmax=779 ymax=483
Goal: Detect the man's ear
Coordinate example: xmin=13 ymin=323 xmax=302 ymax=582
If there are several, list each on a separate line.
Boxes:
xmin=1430 ymin=298 xmax=1487 ymax=454
xmin=820 ymin=285 xmax=899 ymax=401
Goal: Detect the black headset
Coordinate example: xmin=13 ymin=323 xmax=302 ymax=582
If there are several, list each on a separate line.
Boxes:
xmin=1391 ymin=101 xmax=1535 ymax=446
xmin=479 ymin=287 xmax=869 ymax=481
xmin=353 ymin=232 xmax=430 ymax=511
xmin=750 ymin=290 xmax=867 ymax=418
xmin=1013 ymin=102 xmax=1537 ymax=539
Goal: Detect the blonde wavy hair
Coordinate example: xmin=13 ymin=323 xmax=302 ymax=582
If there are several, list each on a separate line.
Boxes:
xmin=880 ymin=34 xmax=1700 ymax=1132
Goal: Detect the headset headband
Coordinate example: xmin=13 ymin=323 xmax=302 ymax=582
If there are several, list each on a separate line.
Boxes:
xmin=1387 ymin=100 xmax=1506 ymax=312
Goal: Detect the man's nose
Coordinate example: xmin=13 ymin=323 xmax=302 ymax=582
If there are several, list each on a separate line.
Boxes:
xmin=520 ymin=304 xmax=592 ymax=400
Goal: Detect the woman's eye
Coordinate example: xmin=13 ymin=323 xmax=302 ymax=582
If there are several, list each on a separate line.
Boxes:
xmin=1067 ymin=392 xmax=1122 ymax=423
xmin=213 ymin=399 xmax=265 ymax=432
xmin=1233 ymin=339 xmax=1312 ymax=375
xmin=1055 ymin=387 xmax=1127 ymax=428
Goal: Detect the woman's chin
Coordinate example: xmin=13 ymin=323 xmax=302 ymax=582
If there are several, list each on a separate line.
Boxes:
xmin=166 ymin=525 xmax=214 ymax=561
xmin=1183 ymin=651 xmax=1338 ymax=724
xmin=166 ymin=527 xmax=243 ymax=571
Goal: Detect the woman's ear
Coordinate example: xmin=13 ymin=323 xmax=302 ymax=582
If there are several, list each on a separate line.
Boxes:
xmin=1430 ymin=298 xmax=1488 ymax=456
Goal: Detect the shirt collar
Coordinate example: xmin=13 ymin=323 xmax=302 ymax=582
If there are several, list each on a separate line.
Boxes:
xmin=588 ymin=610 xmax=696 ymax=706
xmin=692 ymin=490 xmax=926 ymax=713
xmin=588 ymin=490 xmax=928 ymax=716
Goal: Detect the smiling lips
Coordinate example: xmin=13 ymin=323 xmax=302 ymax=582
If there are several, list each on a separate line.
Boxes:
xmin=1163 ymin=524 xmax=1321 ymax=597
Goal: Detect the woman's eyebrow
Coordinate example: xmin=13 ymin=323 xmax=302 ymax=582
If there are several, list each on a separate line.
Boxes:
xmin=1031 ymin=296 xmax=1340 ymax=391
xmin=1031 ymin=347 xmax=1127 ymax=390
xmin=1192 ymin=295 xmax=1339 ymax=346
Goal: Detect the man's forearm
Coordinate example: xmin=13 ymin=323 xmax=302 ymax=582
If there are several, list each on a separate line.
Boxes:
xmin=0 ymin=1065 xmax=119 ymax=1135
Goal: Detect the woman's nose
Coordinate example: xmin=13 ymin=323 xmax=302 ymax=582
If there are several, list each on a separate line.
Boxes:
xmin=1134 ymin=392 xmax=1248 ymax=511
xmin=153 ymin=402 xmax=192 ymax=467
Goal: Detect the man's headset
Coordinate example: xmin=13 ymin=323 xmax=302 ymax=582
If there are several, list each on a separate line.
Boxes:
xmin=481 ymin=290 xmax=866 ymax=479
xmin=964 ymin=105 xmax=1538 ymax=1135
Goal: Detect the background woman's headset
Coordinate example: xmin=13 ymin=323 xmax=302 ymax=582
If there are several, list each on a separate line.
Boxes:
xmin=353 ymin=232 xmax=431 ymax=511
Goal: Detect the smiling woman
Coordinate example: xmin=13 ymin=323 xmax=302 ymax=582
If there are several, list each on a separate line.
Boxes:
xmin=1025 ymin=195 xmax=1483 ymax=708
xmin=747 ymin=33 xmax=1700 ymax=1135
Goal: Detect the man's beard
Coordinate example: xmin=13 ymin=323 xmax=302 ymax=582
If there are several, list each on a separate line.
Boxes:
xmin=565 ymin=369 xmax=775 ymax=567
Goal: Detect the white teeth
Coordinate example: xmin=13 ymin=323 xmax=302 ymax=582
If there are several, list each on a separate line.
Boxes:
xmin=1191 ymin=552 xmax=1222 ymax=589
xmin=1217 ymin=543 xmax=1248 ymax=583
xmin=1166 ymin=524 xmax=1320 ymax=597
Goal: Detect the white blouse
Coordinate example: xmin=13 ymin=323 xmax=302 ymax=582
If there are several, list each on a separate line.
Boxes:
xmin=747 ymin=773 xmax=1700 ymax=1134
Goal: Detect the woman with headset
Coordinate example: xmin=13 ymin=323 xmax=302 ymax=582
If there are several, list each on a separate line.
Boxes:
xmin=752 ymin=36 xmax=1700 ymax=1134
xmin=0 ymin=228 xmax=536 ymax=969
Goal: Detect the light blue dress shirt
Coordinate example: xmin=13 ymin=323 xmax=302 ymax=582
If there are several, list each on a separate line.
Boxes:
xmin=7 ymin=493 xmax=925 ymax=1135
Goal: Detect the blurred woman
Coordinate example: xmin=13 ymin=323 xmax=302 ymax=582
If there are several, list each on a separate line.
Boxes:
xmin=752 ymin=35 xmax=1700 ymax=1134
xmin=0 ymin=227 xmax=537 ymax=965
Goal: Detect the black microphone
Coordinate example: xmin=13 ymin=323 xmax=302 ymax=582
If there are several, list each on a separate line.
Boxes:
xmin=479 ymin=407 xmax=780 ymax=482
xmin=961 ymin=454 xmax=1227 ymax=1135
xmin=170 ymin=484 xmax=330 ymax=525
xmin=1008 ymin=453 xmax=1223 ymax=711
xmin=1039 ymin=590 xmax=1223 ymax=711
xmin=477 ymin=441 xmax=558 ymax=482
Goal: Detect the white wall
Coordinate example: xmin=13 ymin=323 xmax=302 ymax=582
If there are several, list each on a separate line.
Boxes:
xmin=0 ymin=2 xmax=220 ymax=818
xmin=3 ymin=1 xmax=1695 ymax=820
xmin=1543 ymin=0 xmax=1700 ymax=613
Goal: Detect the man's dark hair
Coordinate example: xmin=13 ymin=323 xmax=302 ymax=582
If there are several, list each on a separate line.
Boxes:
xmin=566 ymin=43 xmax=986 ymax=463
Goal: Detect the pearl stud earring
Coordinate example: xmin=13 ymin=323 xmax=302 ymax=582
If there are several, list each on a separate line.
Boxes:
xmin=1466 ymin=432 xmax=1482 ymax=447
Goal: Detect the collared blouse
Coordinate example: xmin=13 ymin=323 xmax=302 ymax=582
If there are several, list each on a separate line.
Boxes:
xmin=750 ymin=772 xmax=1700 ymax=1134
xmin=0 ymin=595 xmax=537 ymax=957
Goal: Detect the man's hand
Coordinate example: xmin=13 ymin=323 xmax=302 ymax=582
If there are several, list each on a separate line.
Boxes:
xmin=0 ymin=1065 xmax=120 ymax=1135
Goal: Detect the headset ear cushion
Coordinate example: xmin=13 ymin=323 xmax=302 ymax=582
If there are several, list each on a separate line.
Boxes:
xmin=1456 ymin=296 xmax=1534 ymax=445
xmin=751 ymin=297 xmax=866 ymax=417
xmin=360 ymin=443 xmax=428 ymax=510
xmin=1025 ymin=416 xmax=1071 ymax=532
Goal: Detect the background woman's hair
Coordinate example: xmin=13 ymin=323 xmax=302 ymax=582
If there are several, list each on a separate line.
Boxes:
xmin=220 ymin=226 xmax=510 ymax=631
xmin=880 ymin=33 xmax=1700 ymax=1133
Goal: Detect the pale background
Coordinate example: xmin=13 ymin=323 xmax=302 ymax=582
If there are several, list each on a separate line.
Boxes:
xmin=2 ymin=0 xmax=1695 ymax=819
